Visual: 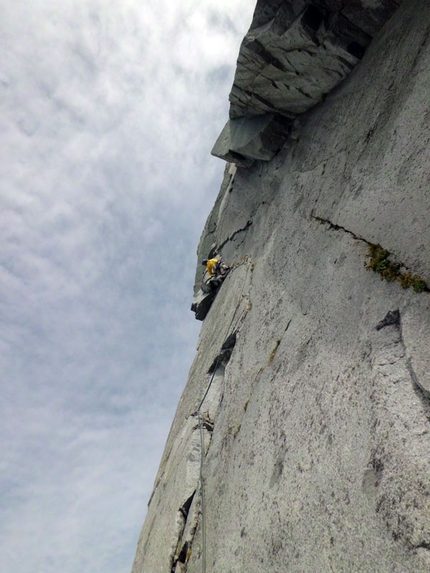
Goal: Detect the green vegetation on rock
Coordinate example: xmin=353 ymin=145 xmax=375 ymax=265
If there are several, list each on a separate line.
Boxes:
xmin=366 ymin=244 xmax=428 ymax=293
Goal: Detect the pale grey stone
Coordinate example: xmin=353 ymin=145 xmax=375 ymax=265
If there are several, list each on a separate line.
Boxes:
xmin=211 ymin=114 xmax=291 ymax=166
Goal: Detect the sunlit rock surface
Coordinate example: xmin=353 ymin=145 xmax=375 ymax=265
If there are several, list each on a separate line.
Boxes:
xmin=131 ymin=1 xmax=430 ymax=571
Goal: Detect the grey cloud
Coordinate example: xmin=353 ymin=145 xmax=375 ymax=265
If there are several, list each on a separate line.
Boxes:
xmin=0 ymin=0 xmax=254 ymax=572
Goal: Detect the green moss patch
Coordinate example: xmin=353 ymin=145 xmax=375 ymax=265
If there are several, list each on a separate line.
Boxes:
xmin=366 ymin=244 xmax=428 ymax=293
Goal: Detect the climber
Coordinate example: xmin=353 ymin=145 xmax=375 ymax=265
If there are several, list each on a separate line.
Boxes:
xmin=201 ymin=257 xmax=229 ymax=278
xmin=192 ymin=257 xmax=231 ymax=316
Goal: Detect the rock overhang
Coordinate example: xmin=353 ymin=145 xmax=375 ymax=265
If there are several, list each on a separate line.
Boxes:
xmin=211 ymin=0 xmax=404 ymax=166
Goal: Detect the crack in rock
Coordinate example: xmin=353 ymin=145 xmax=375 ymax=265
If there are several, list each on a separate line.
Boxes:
xmin=208 ymin=332 xmax=237 ymax=373
xmin=178 ymin=491 xmax=196 ymax=521
xmin=375 ymin=309 xmax=430 ymax=405
xmin=310 ymin=212 xmax=368 ymax=243
xmin=401 ymin=304 xmax=430 ymax=397
xmin=311 ymin=213 xmax=429 ymax=293
xmin=171 ymin=491 xmax=198 ymax=573
xmin=370 ymin=309 xmax=430 ymax=550
xmin=177 ymin=331 xmax=241 ymax=569
xmin=406 ymin=358 xmax=430 ymax=403
xmin=217 ymin=220 xmax=253 ymax=252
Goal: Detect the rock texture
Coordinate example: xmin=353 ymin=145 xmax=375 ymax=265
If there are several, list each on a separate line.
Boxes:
xmin=212 ymin=0 xmax=404 ymax=165
xmin=131 ymin=0 xmax=430 ymax=571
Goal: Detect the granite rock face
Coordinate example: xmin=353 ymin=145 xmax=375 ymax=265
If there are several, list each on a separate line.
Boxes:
xmin=212 ymin=0 xmax=404 ymax=165
xmin=212 ymin=113 xmax=292 ymax=167
xmin=131 ymin=0 xmax=430 ymax=571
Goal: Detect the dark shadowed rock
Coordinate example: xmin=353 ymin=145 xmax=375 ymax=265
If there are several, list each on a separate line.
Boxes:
xmin=190 ymin=289 xmax=215 ymax=321
xmin=229 ymin=4 xmax=370 ymax=121
xmin=191 ymin=272 xmax=230 ymax=321
xmin=211 ymin=113 xmax=292 ymax=166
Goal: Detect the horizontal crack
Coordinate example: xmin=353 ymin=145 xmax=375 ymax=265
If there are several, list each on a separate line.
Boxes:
xmin=311 ymin=213 xmax=429 ymax=293
xmin=310 ymin=212 xmax=368 ymax=243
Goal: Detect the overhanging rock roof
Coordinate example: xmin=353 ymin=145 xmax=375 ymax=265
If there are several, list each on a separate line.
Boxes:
xmin=212 ymin=0 xmax=404 ymax=166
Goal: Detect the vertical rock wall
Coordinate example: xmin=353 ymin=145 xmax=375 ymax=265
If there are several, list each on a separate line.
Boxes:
xmin=131 ymin=0 xmax=430 ymax=571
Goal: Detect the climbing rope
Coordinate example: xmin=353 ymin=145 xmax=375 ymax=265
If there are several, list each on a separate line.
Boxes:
xmin=196 ymin=258 xmax=251 ymax=573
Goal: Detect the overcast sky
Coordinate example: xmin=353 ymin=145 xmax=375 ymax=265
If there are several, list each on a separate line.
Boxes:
xmin=0 ymin=1 xmax=254 ymax=571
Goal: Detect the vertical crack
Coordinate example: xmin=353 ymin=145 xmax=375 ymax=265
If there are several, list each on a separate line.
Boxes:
xmin=171 ymin=492 xmax=197 ymax=573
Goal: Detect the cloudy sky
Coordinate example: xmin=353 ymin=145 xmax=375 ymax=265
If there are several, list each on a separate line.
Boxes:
xmin=0 ymin=1 xmax=254 ymax=571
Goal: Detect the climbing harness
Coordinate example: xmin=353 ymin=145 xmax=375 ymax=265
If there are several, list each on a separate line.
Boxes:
xmin=196 ymin=257 xmax=251 ymax=573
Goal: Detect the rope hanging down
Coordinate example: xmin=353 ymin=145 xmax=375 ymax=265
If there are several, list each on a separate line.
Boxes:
xmin=196 ymin=259 xmax=251 ymax=573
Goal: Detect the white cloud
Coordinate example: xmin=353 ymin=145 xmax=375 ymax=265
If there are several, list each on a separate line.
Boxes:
xmin=0 ymin=0 xmax=255 ymax=571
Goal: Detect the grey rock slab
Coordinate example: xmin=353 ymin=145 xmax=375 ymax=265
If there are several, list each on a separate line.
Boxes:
xmin=211 ymin=114 xmax=291 ymax=165
xmin=292 ymin=0 xmax=430 ymax=280
xmin=369 ymin=318 xmax=430 ymax=550
xmin=131 ymin=1 xmax=430 ymax=572
xmin=131 ymin=417 xmax=211 ymax=573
